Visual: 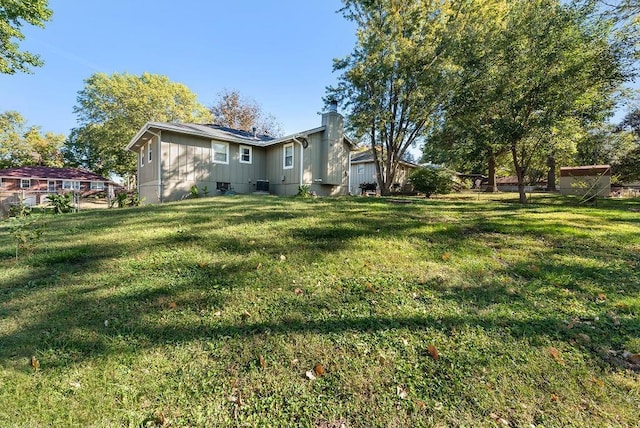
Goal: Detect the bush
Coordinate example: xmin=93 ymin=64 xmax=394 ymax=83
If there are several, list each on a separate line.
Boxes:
xmin=46 ymin=193 xmax=73 ymax=214
xmin=296 ymin=185 xmax=312 ymax=198
xmin=409 ymin=167 xmax=454 ymax=198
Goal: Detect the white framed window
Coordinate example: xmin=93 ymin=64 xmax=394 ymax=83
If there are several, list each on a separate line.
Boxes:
xmin=283 ymin=143 xmax=294 ymax=169
xmin=148 ymin=143 xmax=152 ymax=163
xmin=140 ymin=147 xmax=145 ymax=167
xmin=357 ymin=164 xmax=365 ymax=174
xmin=62 ymin=180 xmax=81 ymax=190
xmin=90 ymin=182 xmax=105 ymax=190
xmin=239 ymin=145 xmax=252 ymax=164
xmin=0 ymin=178 xmax=4 ymax=188
xmin=212 ymin=141 xmax=229 ymax=164
xmin=48 ymin=180 xmax=56 ymax=192
xmin=21 ymin=179 xmax=31 ymax=189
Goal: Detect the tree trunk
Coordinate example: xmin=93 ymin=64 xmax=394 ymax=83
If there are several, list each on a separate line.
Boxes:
xmin=546 ymin=154 xmax=556 ymax=191
xmin=511 ymin=145 xmax=527 ymax=204
xmin=485 ymin=149 xmax=499 ymax=193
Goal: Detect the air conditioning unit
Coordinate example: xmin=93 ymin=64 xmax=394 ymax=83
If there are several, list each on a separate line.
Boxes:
xmin=256 ymin=180 xmax=269 ymax=192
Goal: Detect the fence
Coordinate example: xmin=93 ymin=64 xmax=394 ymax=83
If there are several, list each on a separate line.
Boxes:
xmin=0 ymin=190 xmax=112 ymax=218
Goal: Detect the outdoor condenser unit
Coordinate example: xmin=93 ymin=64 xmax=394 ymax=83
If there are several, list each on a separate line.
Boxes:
xmin=256 ymin=180 xmax=269 ymax=192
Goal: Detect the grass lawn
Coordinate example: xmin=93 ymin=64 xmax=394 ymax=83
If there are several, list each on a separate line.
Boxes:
xmin=0 ymin=193 xmax=639 ymax=427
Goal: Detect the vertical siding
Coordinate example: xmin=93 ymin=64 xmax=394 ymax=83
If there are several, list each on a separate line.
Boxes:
xmin=265 ymin=144 xmax=300 ymax=196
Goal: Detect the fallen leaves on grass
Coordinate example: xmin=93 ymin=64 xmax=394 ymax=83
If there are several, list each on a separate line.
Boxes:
xmin=597 ymin=293 xmax=607 ymax=302
xmin=305 ymin=370 xmax=317 ymax=381
xmin=489 ymin=412 xmax=510 ymax=427
xmin=427 ymin=345 xmax=439 ymax=361
xmin=294 ymin=288 xmax=304 ymax=295
xmin=396 ymin=385 xmax=408 ymax=399
xmin=168 ymin=302 xmax=177 ymax=310
xmin=548 ymin=347 xmax=565 ymax=366
xmin=366 ymin=282 xmax=375 ymax=293
xmin=197 ymin=261 xmax=207 ymax=268
xmin=622 ymin=351 xmax=640 ymax=365
xmin=314 ymin=363 xmax=325 ymax=376
xmin=441 ymin=252 xmax=451 ymax=261
xmin=280 ymin=254 xmax=287 ymax=262
xmin=259 ymin=355 xmax=266 ymax=369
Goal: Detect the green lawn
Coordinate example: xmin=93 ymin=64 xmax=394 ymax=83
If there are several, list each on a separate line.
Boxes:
xmin=1 ymin=194 xmax=639 ymax=427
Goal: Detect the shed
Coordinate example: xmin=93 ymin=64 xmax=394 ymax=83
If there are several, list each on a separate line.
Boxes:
xmin=559 ymin=165 xmax=611 ymax=198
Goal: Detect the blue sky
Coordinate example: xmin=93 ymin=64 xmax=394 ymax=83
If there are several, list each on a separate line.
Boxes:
xmin=0 ymin=0 xmax=356 ymax=137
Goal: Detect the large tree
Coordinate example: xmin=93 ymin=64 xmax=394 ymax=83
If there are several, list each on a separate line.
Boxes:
xmin=328 ymin=0 xmax=490 ymax=195
xmin=426 ymin=0 xmax=631 ymax=203
xmin=0 ymin=0 xmax=52 ymax=74
xmin=64 ymin=72 xmax=211 ymax=179
xmin=210 ymin=89 xmax=283 ymax=136
xmin=0 ymin=110 xmax=64 ymax=168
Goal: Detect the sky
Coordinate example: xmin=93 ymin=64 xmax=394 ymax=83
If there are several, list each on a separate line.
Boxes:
xmin=0 ymin=0 xmax=356 ymax=137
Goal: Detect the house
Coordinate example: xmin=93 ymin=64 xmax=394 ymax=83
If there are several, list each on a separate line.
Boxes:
xmin=559 ymin=165 xmax=611 ymax=198
xmin=0 ymin=166 xmax=116 ymax=206
xmin=126 ymin=103 xmax=353 ymax=203
xmin=494 ymin=176 xmax=547 ymax=193
xmin=349 ymin=150 xmax=419 ymax=195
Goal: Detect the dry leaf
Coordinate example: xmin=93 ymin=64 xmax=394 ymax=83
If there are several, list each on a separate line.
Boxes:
xmin=433 ymin=402 xmax=443 ymax=411
xmin=401 ymin=338 xmax=409 ymax=346
xmin=623 ymin=351 xmax=640 ymax=364
xmin=291 ymin=358 xmax=299 ymax=366
xmin=30 ymin=356 xmax=39 ymax=371
xmin=259 ymin=355 xmax=266 ymax=369
xmin=550 ymin=393 xmax=559 ymax=402
xmin=214 ymin=311 xmax=222 ymax=317
xmin=366 ymin=282 xmax=375 ymax=293
xmin=613 ymin=316 xmax=620 ymax=326
xmin=241 ymin=310 xmax=251 ymax=320
xmin=441 ymin=252 xmax=451 ymax=261
xmin=597 ymin=293 xmax=606 ymax=301
xmin=591 ymin=377 xmax=604 ymax=387
xmin=280 ymin=254 xmax=287 ymax=262
xmin=415 ymin=400 xmax=426 ymax=410
xmin=294 ymin=288 xmax=304 ymax=295
xmin=168 ymin=302 xmax=177 ymax=310
xmin=197 ymin=261 xmax=207 ymax=268
xmin=314 ymin=363 xmax=325 ymax=377
xmin=396 ymin=385 xmax=408 ymax=399
xmin=256 ymin=262 xmax=262 ymax=270
xmin=305 ymin=370 xmax=317 ymax=381
xmin=530 ymin=265 xmax=540 ymax=273
xmin=577 ymin=333 xmax=590 ymax=342
xmin=489 ymin=413 xmax=510 ymax=427
xmin=548 ymin=347 xmax=564 ymax=365
xmin=427 ymin=344 xmax=439 ymax=361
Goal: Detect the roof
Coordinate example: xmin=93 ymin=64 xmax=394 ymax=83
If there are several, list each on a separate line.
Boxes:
xmin=560 ymin=165 xmax=611 ymax=177
xmin=350 ymin=150 xmax=419 ymax=168
xmin=0 ymin=166 xmax=112 ymax=182
xmin=126 ymin=121 xmax=353 ymax=152
xmin=496 ymin=176 xmax=547 ymax=185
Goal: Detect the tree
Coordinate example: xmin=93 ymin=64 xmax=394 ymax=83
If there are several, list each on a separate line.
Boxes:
xmin=429 ymin=0 xmax=631 ymax=203
xmin=328 ymin=0 xmax=484 ymax=195
xmin=64 ymin=72 xmax=211 ymax=179
xmin=210 ymin=89 xmax=283 ymax=136
xmin=0 ymin=0 xmax=52 ymax=74
xmin=0 ymin=110 xmax=64 ymax=168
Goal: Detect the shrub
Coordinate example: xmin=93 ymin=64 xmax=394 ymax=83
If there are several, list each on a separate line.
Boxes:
xmin=409 ymin=167 xmax=454 ymax=198
xmin=46 ymin=193 xmax=73 ymax=214
xmin=297 ymin=184 xmax=312 ymax=198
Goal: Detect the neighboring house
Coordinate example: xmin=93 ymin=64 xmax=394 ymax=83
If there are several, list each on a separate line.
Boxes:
xmin=494 ymin=176 xmax=547 ymax=193
xmin=559 ymin=165 xmax=611 ymax=198
xmin=126 ymin=103 xmax=353 ymax=203
xmin=0 ymin=166 xmax=115 ymax=206
xmin=349 ymin=150 xmax=419 ymax=195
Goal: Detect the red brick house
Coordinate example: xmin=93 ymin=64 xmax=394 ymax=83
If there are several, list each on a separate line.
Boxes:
xmin=0 ymin=166 xmax=117 ymax=205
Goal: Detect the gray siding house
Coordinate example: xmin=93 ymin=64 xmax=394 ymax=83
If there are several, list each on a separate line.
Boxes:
xmin=349 ymin=150 xmax=418 ymax=195
xmin=127 ymin=106 xmax=352 ymax=203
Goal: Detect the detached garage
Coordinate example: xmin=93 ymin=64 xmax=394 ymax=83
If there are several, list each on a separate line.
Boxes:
xmin=559 ymin=165 xmax=611 ymax=198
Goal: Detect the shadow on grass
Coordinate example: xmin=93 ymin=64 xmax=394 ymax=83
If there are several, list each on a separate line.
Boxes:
xmin=1 ymin=195 xmax=638 ymax=373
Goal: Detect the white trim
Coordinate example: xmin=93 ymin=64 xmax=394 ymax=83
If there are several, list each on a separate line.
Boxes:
xmin=148 ymin=142 xmax=152 ymax=163
xmin=47 ymin=180 xmax=56 ymax=192
xmin=62 ymin=180 xmax=81 ymax=190
xmin=140 ymin=146 xmax=145 ymax=167
xmin=90 ymin=181 xmax=105 ymax=190
xmin=20 ymin=179 xmax=31 ymax=189
xmin=239 ymin=145 xmax=252 ymax=164
xmin=283 ymin=143 xmax=294 ymax=170
xmin=212 ymin=141 xmax=229 ymax=164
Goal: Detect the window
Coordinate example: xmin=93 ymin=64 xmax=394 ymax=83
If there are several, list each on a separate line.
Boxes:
xmin=91 ymin=182 xmax=105 ymax=191
xmin=212 ymin=142 xmax=229 ymax=164
xmin=239 ymin=145 xmax=252 ymax=164
xmin=140 ymin=147 xmax=145 ymax=167
xmin=148 ymin=143 xmax=152 ymax=163
xmin=21 ymin=179 xmax=31 ymax=189
xmin=283 ymin=143 xmax=294 ymax=169
xmin=0 ymin=178 xmax=4 ymax=188
xmin=48 ymin=180 xmax=56 ymax=192
xmin=216 ymin=182 xmax=230 ymax=192
xmin=357 ymin=164 xmax=365 ymax=174
xmin=62 ymin=181 xmax=81 ymax=190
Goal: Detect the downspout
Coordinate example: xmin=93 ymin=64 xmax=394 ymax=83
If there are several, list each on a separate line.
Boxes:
xmin=146 ymin=129 xmax=162 ymax=203
xmin=291 ymin=137 xmax=305 ymax=187
xmin=348 ymin=145 xmax=352 ymax=195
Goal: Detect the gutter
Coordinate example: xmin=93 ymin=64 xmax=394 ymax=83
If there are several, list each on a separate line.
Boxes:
xmin=145 ymin=129 xmax=162 ymax=203
xmin=291 ymin=136 xmax=307 ymax=186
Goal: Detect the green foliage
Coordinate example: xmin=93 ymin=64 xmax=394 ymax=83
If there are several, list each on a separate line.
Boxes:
xmin=64 ymin=72 xmax=212 ymax=179
xmin=113 ymin=191 xmax=143 ymax=208
xmin=7 ymin=198 xmax=31 ymax=218
xmin=189 ymin=185 xmax=200 ymax=198
xmin=202 ymin=185 xmax=209 ymax=197
xmin=296 ymin=184 xmax=312 ymax=198
xmin=409 ymin=167 xmax=454 ymax=198
xmin=46 ymin=193 xmax=73 ymax=214
xmin=7 ymin=215 xmax=47 ymax=259
xmin=0 ymin=0 xmax=52 ymax=74
xmin=0 ymin=111 xmax=64 ymax=169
